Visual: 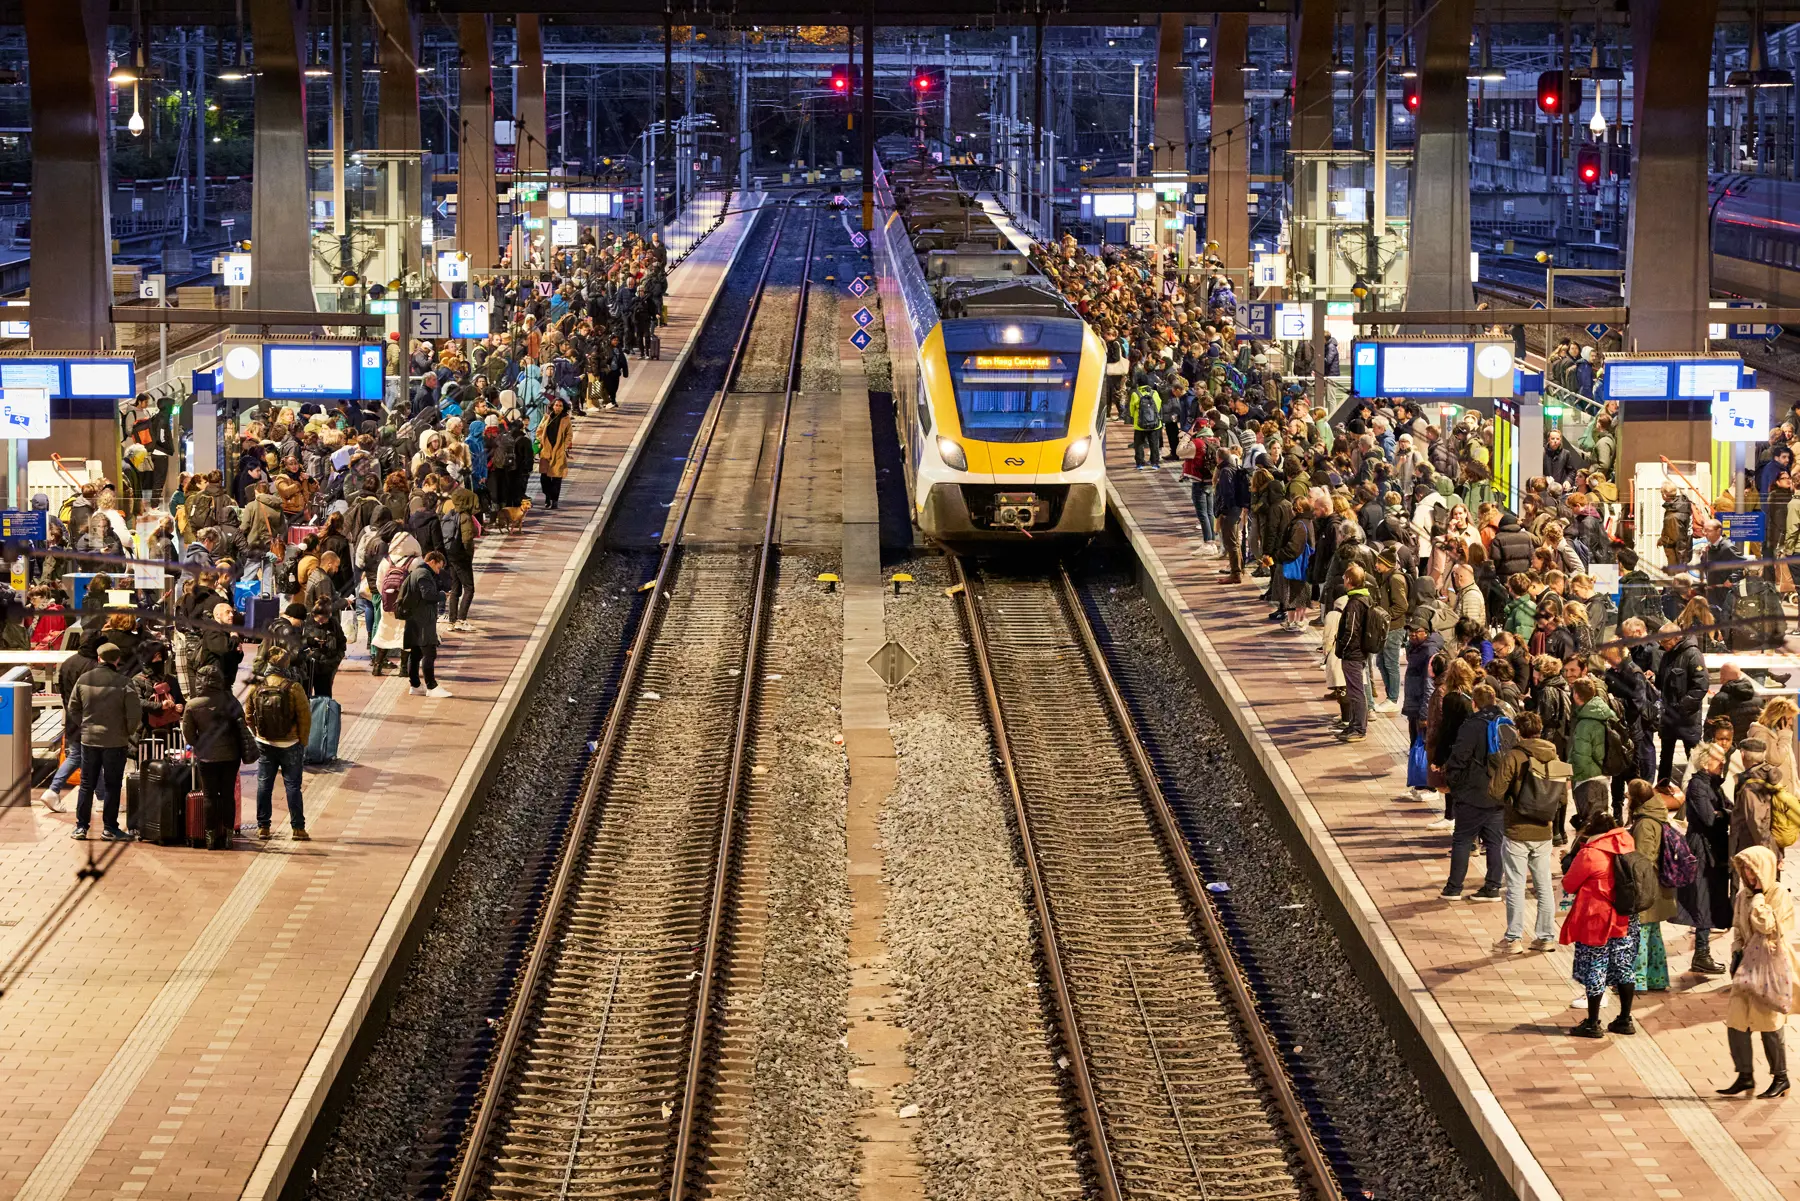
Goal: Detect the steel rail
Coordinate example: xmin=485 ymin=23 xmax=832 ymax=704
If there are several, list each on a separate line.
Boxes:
xmin=1056 ymin=565 xmax=1344 ymax=1201
xmin=445 ymin=195 xmax=793 ymax=1201
xmin=947 ymin=553 xmax=1126 ymax=1201
xmin=668 ymin=201 xmax=819 ymax=1201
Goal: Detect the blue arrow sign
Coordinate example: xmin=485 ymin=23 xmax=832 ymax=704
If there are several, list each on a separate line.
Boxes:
xmin=1770 ymin=324 xmax=1786 ymax=342
xmin=853 ymin=306 xmax=874 ymax=328
xmin=847 ymin=277 xmax=869 ymax=298
xmin=1585 ymin=322 xmax=1609 ymax=341
xmin=849 ymin=328 xmax=872 ymax=352
xmin=1530 ymin=300 xmax=1546 ymax=310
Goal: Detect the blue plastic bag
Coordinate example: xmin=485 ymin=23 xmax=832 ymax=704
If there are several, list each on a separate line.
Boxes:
xmin=1407 ymin=733 xmax=1430 ymax=789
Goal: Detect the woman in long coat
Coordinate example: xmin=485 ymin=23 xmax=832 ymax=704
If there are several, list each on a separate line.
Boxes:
xmin=537 ymin=398 xmax=574 ymax=511
xmin=1678 ymin=743 xmax=1734 ymax=977
xmin=1717 ymin=846 xmax=1798 ymax=1098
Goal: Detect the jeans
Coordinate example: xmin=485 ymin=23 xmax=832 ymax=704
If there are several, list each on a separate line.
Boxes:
xmin=1191 ymin=482 xmax=1216 ymax=540
xmin=1132 ymin=427 xmax=1161 ymax=468
xmin=48 ymin=742 xmax=79 ymax=793
xmin=255 ymin=740 xmax=306 ymax=830
xmin=446 ymin=555 xmax=476 ymax=623
xmin=76 ymin=744 xmax=127 ymax=833
xmin=405 ymin=644 xmax=439 ymax=689
xmin=1447 ymin=804 xmax=1505 ymax=892
xmin=1340 ymin=655 xmax=1368 ymax=734
xmin=1503 ymin=837 xmax=1557 ymax=941
xmin=1379 ymin=628 xmax=1405 ymax=702
xmin=1219 ymin=512 xmax=1244 ymax=575
xmin=356 ymin=596 xmax=379 ymax=649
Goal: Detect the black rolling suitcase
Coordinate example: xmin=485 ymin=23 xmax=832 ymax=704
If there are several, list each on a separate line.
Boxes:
xmin=137 ymin=759 xmax=189 ymax=846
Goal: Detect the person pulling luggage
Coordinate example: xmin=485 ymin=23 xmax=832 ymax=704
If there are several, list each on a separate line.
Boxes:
xmin=181 ymin=664 xmax=256 ymax=849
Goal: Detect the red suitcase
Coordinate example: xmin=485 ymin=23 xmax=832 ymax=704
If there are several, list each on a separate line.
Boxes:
xmin=186 ymin=766 xmax=244 ymax=849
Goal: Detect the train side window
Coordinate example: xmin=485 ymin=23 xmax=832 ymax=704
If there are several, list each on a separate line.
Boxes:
xmin=916 ymin=380 xmax=932 ymax=435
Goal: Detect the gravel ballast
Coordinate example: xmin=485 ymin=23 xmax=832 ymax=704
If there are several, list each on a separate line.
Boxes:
xmin=305 ymin=551 xmax=651 ymax=1201
xmin=881 ymin=555 xmax=1085 ymax=1201
xmin=734 ymin=554 xmax=860 ymax=1199
xmin=1074 ymin=552 xmax=1483 ymax=1201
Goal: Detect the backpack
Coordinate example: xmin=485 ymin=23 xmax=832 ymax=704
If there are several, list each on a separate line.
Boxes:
xmin=392 ymin=568 xmax=421 ymax=622
xmin=252 ymin=676 xmax=299 ymax=743
xmin=185 ymin=489 xmax=219 ymax=535
xmin=1361 ymin=601 xmax=1390 ymax=656
xmin=1774 ymin=789 xmax=1800 ymax=850
xmin=1512 ymin=756 xmax=1566 ymax=824
xmin=439 ymin=510 xmax=461 ymax=551
xmin=1656 ymin=828 xmax=1699 ymax=889
xmin=353 ymin=524 xmax=382 ymax=574
xmin=1611 ymin=849 xmax=1659 ymax=916
xmin=1601 ymin=712 xmax=1635 ymax=777
xmin=380 ymin=558 xmax=411 ymax=613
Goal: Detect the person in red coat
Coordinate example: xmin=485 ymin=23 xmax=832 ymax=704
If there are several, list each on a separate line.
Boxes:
xmin=1561 ymin=809 xmax=1639 ymax=1039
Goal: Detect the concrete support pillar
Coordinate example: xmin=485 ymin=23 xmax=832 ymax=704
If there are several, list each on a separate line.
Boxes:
xmin=1401 ymin=0 xmax=1474 ymax=319
xmin=458 ymin=16 xmax=499 ymax=270
xmin=1207 ymin=14 xmax=1249 ymax=272
xmin=373 ymin=0 xmax=420 ymax=155
xmin=1625 ymin=0 xmax=1721 ymax=352
xmin=1292 ymin=0 xmax=1337 ymax=155
xmin=1620 ymin=0 xmax=1723 ymax=493
xmin=24 ymin=0 xmax=112 ymax=352
xmin=1153 ymin=15 xmax=1188 ymax=263
xmin=249 ymin=0 xmax=315 ymax=313
xmin=516 ymin=17 xmax=547 ymax=188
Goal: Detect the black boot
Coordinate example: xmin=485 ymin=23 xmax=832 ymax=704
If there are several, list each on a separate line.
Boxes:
xmin=1719 ymin=1028 xmax=1757 ymax=1095
xmin=1571 ymin=993 xmax=1605 ymax=1039
xmin=1608 ymin=984 xmax=1637 ymax=1035
xmin=1761 ymin=1031 xmax=1789 ymax=1098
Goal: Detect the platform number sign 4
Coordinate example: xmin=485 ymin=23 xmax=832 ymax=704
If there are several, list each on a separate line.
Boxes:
xmin=850 ymin=328 xmax=872 ymax=352
xmin=1585 ymin=322 xmax=1609 ymax=341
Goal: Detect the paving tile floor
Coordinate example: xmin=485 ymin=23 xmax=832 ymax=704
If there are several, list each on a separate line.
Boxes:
xmin=0 ymin=210 xmax=756 ymax=1201
xmin=1107 ymin=442 xmax=1800 ymax=1201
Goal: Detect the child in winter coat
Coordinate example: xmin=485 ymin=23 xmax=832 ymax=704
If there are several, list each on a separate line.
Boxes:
xmin=1561 ymin=809 xmax=1639 ymax=1039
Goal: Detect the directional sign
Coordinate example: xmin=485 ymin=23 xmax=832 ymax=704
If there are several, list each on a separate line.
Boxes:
xmin=1770 ymin=325 xmax=1787 ymax=342
xmin=1244 ymin=303 xmax=1271 ymax=340
xmin=534 ymin=280 xmax=554 ymax=298
xmin=1162 ymin=279 xmax=1178 ymax=298
xmin=222 ymin=253 xmax=253 ymax=288
xmin=411 ymin=300 xmax=449 ymax=339
xmin=0 ymin=511 xmax=46 ymax=541
xmin=847 ymin=276 xmax=869 ymax=298
xmin=853 ymin=306 xmax=874 ymax=329
xmin=1585 ymin=322 xmax=1609 ymax=341
xmin=849 ymin=328 xmax=872 ymax=352
xmin=1530 ymin=300 xmax=1546 ymax=310
xmin=1723 ymin=511 xmax=1767 ymax=544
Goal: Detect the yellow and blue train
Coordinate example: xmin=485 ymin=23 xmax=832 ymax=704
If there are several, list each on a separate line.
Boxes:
xmin=872 ymin=152 xmax=1108 ymax=547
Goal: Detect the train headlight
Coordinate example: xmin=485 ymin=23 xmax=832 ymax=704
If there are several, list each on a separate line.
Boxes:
xmin=936 ymin=436 xmax=968 ymax=471
xmin=1061 ymin=437 xmax=1092 ymax=471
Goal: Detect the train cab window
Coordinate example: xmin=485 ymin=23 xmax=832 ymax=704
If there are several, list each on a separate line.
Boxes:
xmin=946 ymin=353 xmax=1077 ymax=442
xmin=916 ymin=380 xmax=932 ymax=434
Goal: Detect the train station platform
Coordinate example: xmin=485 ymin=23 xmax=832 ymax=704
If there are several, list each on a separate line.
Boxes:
xmin=1105 ymin=442 xmax=1799 ymax=1201
xmin=0 ymin=200 xmax=764 ymax=1201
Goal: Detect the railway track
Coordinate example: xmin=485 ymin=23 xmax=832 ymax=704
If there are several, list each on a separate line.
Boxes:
xmin=950 ymin=557 xmax=1343 ymax=1201
xmin=446 ymin=195 xmax=818 ymax=1200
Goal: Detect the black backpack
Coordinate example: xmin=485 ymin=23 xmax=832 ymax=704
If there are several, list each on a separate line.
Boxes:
xmin=1361 ymin=602 xmax=1391 ymax=656
xmin=1511 ymin=757 xmax=1566 ymax=824
xmin=1611 ymin=850 xmax=1658 ymax=916
xmin=1602 ymin=712 xmax=1635 ymax=777
xmin=252 ymin=677 xmax=299 ymax=742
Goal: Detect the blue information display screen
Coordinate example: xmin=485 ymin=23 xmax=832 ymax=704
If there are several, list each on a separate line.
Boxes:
xmin=1603 ymin=359 xmax=1745 ymax=401
xmin=1351 ymin=341 xmax=1476 ymax=398
xmin=263 ymin=345 xmax=357 ymax=399
xmin=0 ymin=362 xmax=60 ymax=396
xmin=357 ymin=346 xmax=384 ymax=401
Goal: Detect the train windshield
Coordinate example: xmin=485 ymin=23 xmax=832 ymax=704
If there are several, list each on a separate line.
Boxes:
xmin=947 ymin=353 xmax=1077 ymax=442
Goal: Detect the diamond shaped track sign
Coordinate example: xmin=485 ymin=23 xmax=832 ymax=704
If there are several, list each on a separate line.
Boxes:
xmin=850 ymin=328 xmax=872 ymax=352
xmin=853 ymin=306 xmax=874 ymax=328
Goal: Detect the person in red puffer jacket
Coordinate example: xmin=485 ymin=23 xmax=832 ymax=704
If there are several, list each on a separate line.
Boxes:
xmin=1561 ymin=809 xmax=1639 ymax=1039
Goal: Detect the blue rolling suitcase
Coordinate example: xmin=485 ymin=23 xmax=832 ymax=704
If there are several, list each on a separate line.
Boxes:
xmin=305 ymin=696 xmax=341 ymax=765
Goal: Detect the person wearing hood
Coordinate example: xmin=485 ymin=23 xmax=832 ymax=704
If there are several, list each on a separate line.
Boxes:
xmin=1718 ymin=845 xmax=1797 ymax=1097
xmin=181 ymin=663 xmax=254 ymax=849
xmin=1492 ymin=710 xmax=1562 ymax=952
xmin=1655 ymin=622 xmax=1709 ymax=781
xmin=1401 ymin=617 xmax=1443 ymax=751
xmin=370 ymin=530 xmax=420 ymax=675
xmin=1561 ymin=808 xmax=1640 ymax=1038
xmin=1441 ymin=683 xmax=1510 ymax=901
xmin=1625 ymin=778 xmax=1678 ymax=992
xmin=1679 ymin=742 xmax=1734 ymax=975
xmin=1568 ymin=676 xmax=1617 ymax=827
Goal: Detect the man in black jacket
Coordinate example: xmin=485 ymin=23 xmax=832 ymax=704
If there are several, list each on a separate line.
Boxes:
xmin=1335 ymin=564 xmax=1373 ymax=741
xmin=1442 ymin=683 xmax=1510 ymax=901
xmin=1488 ymin=510 xmax=1537 ymax=584
xmin=1656 ymin=623 xmax=1710 ymax=780
xmin=1706 ymin=661 xmax=1764 ymax=743
xmin=66 ymin=643 xmax=142 ymax=840
xmin=41 ymin=630 xmax=103 ymax=811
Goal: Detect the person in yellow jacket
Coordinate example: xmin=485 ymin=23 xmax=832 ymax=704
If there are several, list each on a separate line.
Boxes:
xmin=1128 ymin=383 xmax=1163 ymax=470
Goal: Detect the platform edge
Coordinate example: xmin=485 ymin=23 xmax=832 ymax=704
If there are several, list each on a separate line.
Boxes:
xmin=1105 ymin=481 xmax=1563 ymax=1201
xmin=236 ymin=197 xmax=771 ymax=1201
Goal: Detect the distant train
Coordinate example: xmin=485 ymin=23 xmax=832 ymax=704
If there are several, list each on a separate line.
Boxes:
xmin=1710 ymin=173 xmax=1800 ymax=307
xmin=872 ymin=150 xmax=1108 ymax=547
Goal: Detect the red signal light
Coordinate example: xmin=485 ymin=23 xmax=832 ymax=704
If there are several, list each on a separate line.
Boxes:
xmin=913 ymin=73 xmax=932 ymax=91
xmin=832 ymin=74 xmax=849 ymax=91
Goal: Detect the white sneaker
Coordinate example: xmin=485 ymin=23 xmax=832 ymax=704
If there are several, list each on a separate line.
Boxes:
xmin=1417 ymin=789 xmax=1442 ymax=806
xmin=408 ymin=685 xmax=425 ymax=696
xmin=1376 ymin=699 xmax=1401 ymax=715
xmin=426 ymin=686 xmax=454 ymax=699
xmin=41 ymin=789 xmax=62 ymax=812
xmin=1425 ymin=817 xmax=1455 ymax=831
